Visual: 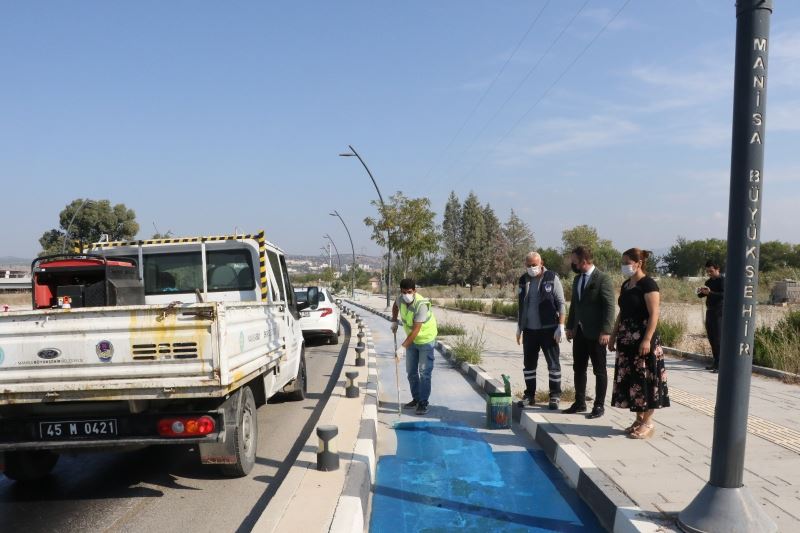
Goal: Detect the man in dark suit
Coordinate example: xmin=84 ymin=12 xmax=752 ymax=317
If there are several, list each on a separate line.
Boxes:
xmin=564 ymin=246 xmax=616 ymax=418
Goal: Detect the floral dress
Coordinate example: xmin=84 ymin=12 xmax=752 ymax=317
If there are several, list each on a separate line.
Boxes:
xmin=611 ymin=276 xmax=670 ymax=412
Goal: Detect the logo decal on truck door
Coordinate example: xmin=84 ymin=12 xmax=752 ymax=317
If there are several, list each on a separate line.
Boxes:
xmin=37 ymin=348 xmax=61 ymax=360
xmin=96 ymin=340 xmax=114 ymax=362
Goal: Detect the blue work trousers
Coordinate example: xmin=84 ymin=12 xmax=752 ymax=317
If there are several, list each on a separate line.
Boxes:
xmin=406 ymin=341 xmax=435 ymax=405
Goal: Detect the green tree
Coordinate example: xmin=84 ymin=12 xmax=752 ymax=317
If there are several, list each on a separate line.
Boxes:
xmin=539 ymin=247 xmax=569 ymax=278
xmin=364 ymin=192 xmax=439 ymax=278
xmin=561 ymin=224 xmax=619 ymax=272
xmin=663 ymin=237 xmax=727 ymax=277
xmin=460 ymin=192 xmax=486 ymax=288
xmin=503 ymin=209 xmax=535 ymax=280
xmin=440 ymin=191 xmax=463 ymax=284
xmin=39 ymin=198 xmax=139 ymax=255
xmin=482 ymin=204 xmax=507 ymax=285
xmin=760 ymin=241 xmax=796 ymax=271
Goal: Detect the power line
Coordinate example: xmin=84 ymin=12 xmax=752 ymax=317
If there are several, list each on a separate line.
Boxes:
xmin=455 ymin=0 xmax=633 ymax=188
xmin=437 ymin=0 xmax=591 ymax=186
xmin=421 ymin=0 xmax=551 ymax=182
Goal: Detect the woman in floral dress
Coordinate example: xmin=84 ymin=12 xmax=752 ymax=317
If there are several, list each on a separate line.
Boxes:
xmin=609 ymin=248 xmax=670 ymax=439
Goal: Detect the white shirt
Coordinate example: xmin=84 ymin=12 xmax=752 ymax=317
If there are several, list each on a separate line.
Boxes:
xmin=578 ymin=265 xmax=596 ymax=300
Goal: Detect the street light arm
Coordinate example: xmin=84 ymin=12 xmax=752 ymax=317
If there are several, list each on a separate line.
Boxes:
xmin=346 ymin=145 xmax=384 ymax=207
xmin=62 ymin=199 xmax=93 ymax=253
xmin=330 ymin=211 xmax=356 ymax=298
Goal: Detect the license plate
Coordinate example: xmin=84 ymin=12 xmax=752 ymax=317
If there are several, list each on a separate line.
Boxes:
xmin=301 ymin=311 xmax=310 ymax=317
xmin=39 ymin=419 xmax=118 ymax=440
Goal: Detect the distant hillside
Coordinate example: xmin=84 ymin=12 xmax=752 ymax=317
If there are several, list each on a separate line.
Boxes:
xmin=0 ymin=256 xmax=31 ymax=268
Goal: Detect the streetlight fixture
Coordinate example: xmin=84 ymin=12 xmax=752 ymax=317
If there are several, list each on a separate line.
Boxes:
xmin=329 ymin=210 xmax=355 ymax=299
xmin=339 ymin=145 xmax=391 ymax=309
xmin=62 ymin=199 xmax=94 ymax=253
xmin=323 ymin=234 xmax=343 ymax=275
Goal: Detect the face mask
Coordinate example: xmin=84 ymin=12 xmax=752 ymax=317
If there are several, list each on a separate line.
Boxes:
xmin=402 ymin=293 xmax=414 ymax=304
xmin=621 ymin=264 xmax=637 ymax=278
xmin=526 ymin=266 xmax=541 ymax=277
xmin=570 ymin=263 xmax=581 ymax=274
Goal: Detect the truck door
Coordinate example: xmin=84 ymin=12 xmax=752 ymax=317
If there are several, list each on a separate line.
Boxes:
xmin=277 ymin=253 xmax=302 ymax=361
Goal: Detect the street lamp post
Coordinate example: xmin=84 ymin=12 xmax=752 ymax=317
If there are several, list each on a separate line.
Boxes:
xmin=329 ymin=211 xmax=355 ymax=299
xmin=323 ymin=234 xmax=343 ymax=275
xmin=339 ymin=145 xmax=391 ymax=309
xmin=62 ymin=199 xmax=94 ymax=253
xmin=678 ymin=2 xmax=776 ymax=532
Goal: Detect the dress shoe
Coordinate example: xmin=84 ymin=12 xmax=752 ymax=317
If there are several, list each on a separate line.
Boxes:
xmin=587 ymin=406 xmax=605 ymax=419
xmin=562 ymin=402 xmax=587 ymax=414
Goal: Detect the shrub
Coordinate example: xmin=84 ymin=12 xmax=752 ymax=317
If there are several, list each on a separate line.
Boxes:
xmin=438 ymin=321 xmax=466 ymax=336
xmin=490 ymin=299 xmax=518 ymax=318
xmin=657 ymin=317 xmax=687 ymax=348
xmin=452 ymin=299 xmax=486 ymax=312
xmin=754 ymin=311 xmax=800 ymax=374
xmin=450 ymin=326 xmax=485 ymax=365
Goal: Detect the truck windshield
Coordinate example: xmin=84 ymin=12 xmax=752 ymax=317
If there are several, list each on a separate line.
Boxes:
xmin=143 ymin=249 xmax=255 ymax=295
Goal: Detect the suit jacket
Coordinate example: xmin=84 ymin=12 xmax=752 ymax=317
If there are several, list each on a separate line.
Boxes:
xmin=566 ymin=268 xmax=616 ymax=340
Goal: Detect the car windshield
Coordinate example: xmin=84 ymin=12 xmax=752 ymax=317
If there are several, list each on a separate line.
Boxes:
xmin=294 ymin=288 xmax=309 ymax=304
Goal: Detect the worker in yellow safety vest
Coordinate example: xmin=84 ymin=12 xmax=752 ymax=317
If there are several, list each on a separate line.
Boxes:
xmin=391 ymin=278 xmax=438 ymax=415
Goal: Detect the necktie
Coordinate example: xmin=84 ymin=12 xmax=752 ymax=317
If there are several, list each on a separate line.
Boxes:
xmin=580 ymin=273 xmax=587 ymax=299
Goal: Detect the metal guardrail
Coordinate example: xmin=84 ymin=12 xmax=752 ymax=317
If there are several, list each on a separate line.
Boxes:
xmin=0 ymin=278 xmax=31 ymax=291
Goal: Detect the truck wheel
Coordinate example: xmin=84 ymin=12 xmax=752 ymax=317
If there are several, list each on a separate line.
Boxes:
xmin=220 ymin=386 xmax=258 ymax=477
xmin=4 ymin=450 xmax=59 ymax=482
xmin=286 ymin=353 xmax=307 ymax=401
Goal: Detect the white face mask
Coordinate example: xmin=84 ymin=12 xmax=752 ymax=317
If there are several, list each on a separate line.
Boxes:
xmin=526 ymin=266 xmax=542 ymax=277
xmin=401 ymin=293 xmax=414 ymax=304
xmin=621 ymin=264 xmax=637 ymax=279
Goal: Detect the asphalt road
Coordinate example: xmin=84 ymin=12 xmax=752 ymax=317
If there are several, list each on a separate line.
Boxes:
xmin=0 ymin=329 xmax=349 ymax=533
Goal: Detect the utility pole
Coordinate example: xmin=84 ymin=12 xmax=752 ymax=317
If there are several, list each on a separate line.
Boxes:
xmin=329 ymin=211 xmax=355 ymax=299
xmin=678 ymin=2 xmax=776 ymax=532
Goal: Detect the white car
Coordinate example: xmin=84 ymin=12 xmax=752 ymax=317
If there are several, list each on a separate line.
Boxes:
xmin=294 ymin=286 xmax=341 ymax=344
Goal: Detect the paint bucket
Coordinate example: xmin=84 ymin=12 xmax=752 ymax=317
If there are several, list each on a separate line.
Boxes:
xmin=486 ymin=393 xmax=512 ymax=429
xmin=486 ymin=374 xmax=512 ymax=429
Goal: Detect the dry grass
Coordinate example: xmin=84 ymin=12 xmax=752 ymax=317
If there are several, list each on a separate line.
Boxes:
xmin=1 ymin=293 xmax=31 ymax=310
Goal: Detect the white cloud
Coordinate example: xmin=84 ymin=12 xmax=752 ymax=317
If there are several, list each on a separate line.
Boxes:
xmin=495 ymin=114 xmax=639 ymax=163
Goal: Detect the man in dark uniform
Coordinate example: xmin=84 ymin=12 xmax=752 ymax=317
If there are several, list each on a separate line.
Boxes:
xmin=698 ymin=260 xmax=724 ymax=372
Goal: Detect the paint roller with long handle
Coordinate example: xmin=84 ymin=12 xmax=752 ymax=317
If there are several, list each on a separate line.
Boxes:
xmin=393 ymin=330 xmax=401 ymax=415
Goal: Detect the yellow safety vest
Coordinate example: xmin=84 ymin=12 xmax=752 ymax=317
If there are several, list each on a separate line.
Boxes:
xmin=399 ymin=294 xmax=438 ymax=345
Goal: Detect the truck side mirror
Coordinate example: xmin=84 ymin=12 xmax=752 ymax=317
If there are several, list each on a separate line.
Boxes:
xmin=307 ymin=287 xmax=320 ymax=309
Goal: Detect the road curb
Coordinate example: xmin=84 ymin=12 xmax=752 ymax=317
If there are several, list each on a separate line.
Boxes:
xmin=347 ymin=298 xmax=661 ymax=533
xmin=328 ymin=309 xmax=379 ymax=533
xmin=662 ymin=346 xmax=799 ymax=382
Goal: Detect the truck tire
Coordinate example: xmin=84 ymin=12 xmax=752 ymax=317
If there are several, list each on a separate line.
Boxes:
xmin=286 ymin=352 xmax=307 ymax=401
xmin=220 ymin=386 xmax=258 ymax=477
xmin=4 ymin=450 xmax=59 ymax=482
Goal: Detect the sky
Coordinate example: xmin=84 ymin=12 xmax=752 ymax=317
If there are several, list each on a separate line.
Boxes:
xmin=1 ymin=1 xmax=799 ymax=260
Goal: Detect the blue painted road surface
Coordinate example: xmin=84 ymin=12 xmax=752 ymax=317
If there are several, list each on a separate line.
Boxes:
xmin=370 ymin=421 xmax=602 ymax=532
xmin=356 ymin=308 xmax=603 ymax=533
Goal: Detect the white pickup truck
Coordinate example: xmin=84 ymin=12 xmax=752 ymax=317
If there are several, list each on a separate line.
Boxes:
xmin=0 ymin=231 xmax=310 ymax=481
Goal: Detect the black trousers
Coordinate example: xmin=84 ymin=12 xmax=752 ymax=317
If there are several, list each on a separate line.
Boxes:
xmin=705 ymin=309 xmax=723 ymax=368
xmin=522 ymin=328 xmax=562 ymax=399
xmin=572 ymin=327 xmax=608 ymax=407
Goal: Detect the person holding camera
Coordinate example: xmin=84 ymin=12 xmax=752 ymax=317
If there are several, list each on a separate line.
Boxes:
xmin=698 ymin=260 xmax=724 ymax=372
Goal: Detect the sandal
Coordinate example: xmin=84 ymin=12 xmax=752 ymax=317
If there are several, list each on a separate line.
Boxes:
xmin=624 ymin=420 xmax=643 ymax=434
xmin=629 ymin=422 xmax=655 ymax=439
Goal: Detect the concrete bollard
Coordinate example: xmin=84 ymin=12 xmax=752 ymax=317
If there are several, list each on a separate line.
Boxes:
xmin=345 ymin=371 xmax=359 ymax=398
xmin=316 ymin=425 xmax=339 ymax=471
xmin=354 ymin=343 xmax=366 ymax=367
xmin=357 ymin=330 xmax=365 ymax=342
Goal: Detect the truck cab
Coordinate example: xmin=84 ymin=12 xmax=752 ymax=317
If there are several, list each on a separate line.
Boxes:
xmin=0 ymin=231 xmax=307 ymax=481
